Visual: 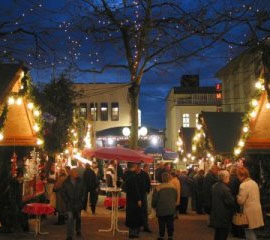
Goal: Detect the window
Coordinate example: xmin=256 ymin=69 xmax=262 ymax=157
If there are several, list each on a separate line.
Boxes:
xmin=111 ymin=102 xmax=119 ymax=121
xmin=182 ymin=113 xmax=190 ymax=127
xmin=90 ymin=103 xmax=98 ymax=121
xmin=100 ymin=102 xmax=108 ymax=121
xmin=80 ymin=103 xmax=87 ymax=117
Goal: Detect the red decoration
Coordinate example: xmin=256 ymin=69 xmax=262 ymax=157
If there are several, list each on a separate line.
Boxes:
xmin=23 ymin=203 xmax=54 ymax=215
xmin=104 ymin=197 xmax=126 ymax=208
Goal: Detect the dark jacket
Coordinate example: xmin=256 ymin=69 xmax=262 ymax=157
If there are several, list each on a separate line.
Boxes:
xmin=61 ymin=176 xmax=85 ymax=213
xmin=83 ymin=168 xmax=98 ymax=192
xmin=228 ymin=174 xmax=241 ymax=212
xmin=203 ymin=171 xmax=218 ymax=213
xmin=137 ymin=170 xmax=151 ymax=195
xmin=152 ymin=183 xmax=177 ymax=217
xmin=156 ymin=167 xmax=165 ymax=183
xmin=210 ymin=182 xmax=235 ymax=228
xmin=179 ymin=174 xmax=193 ymax=197
xmin=123 ymin=170 xmax=142 ymax=228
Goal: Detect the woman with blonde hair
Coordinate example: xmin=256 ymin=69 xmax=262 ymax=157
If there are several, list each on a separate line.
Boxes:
xmin=237 ymin=167 xmax=264 ymax=240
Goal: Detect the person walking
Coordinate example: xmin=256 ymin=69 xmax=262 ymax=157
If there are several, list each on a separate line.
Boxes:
xmin=61 ymin=168 xmax=86 ymax=240
xmin=194 ymin=169 xmax=205 ymax=214
xmin=210 ymin=170 xmax=235 ymax=240
xmin=53 ymin=169 xmax=67 ymax=225
xmin=169 ymin=171 xmax=181 ymax=218
xmin=123 ymin=163 xmax=143 ymax=239
xmin=152 ymin=172 xmax=177 ymax=240
xmin=83 ymin=163 xmax=99 ymax=214
xmin=203 ymin=165 xmax=219 ymax=214
xmin=178 ymin=171 xmax=192 ymax=214
xmin=237 ymin=167 xmax=264 ymax=240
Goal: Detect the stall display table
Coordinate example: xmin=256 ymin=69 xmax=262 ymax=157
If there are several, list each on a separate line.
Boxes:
xmin=23 ymin=203 xmax=54 ymax=239
xmin=99 ymin=187 xmax=128 ymax=236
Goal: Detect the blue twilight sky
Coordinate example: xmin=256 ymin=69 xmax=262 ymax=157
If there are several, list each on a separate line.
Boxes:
xmin=1 ymin=0 xmax=266 ymax=129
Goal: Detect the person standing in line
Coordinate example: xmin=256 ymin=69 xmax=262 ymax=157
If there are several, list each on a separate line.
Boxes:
xmin=61 ymin=168 xmax=86 ymax=240
xmin=237 ymin=167 xmax=264 ymax=240
xmin=53 ymin=169 xmax=67 ymax=225
xmin=83 ymin=163 xmax=99 ymax=214
xmin=123 ymin=163 xmax=142 ymax=239
xmin=203 ymin=165 xmax=219 ymax=214
xmin=152 ymin=172 xmax=177 ymax=240
xmin=155 ymin=162 xmax=165 ymax=183
xmin=178 ymin=170 xmax=192 ymax=214
xmin=194 ymin=169 xmax=205 ymax=214
xmin=210 ymin=170 xmax=235 ymax=240
xmin=169 ymin=171 xmax=181 ymax=218
xmin=140 ymin=163 xmax=152 ymax=232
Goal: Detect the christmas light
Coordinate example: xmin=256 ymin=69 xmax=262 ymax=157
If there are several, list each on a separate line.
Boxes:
xmin=37 ymin=138 xmax=43 ymax=145
xmin=250 ymin=110 xmax=257 ymax=118
xmin=34 ymin=110 xmax=40 ymax=117
xmin=27 ymin=102 xmax=34 ymax=110
xmin=122 ymin=127 xmax=131 ymax=137
xmin=234 ymin=148 xmax=241 ymax=156
xmin=16 ymin=98 xmax=22 ymax=105
xmin=183 ymin=157 xmax=187 ymax=162
xmin=255 ymin=81 xmax=263 ymax=90
xmin=243 ymin=126 xmax=249 ymax=133
xmin=238 ymin=140 xmax=245 ymax=147
xmin=192 ymin=145 xmax=196 ymax=152
xmin=139 ymin=127 xmax=148 ymax=137
xmin=8 ymin=97 xmax=15 ymax=105
xmin=0 ymin=132 xmax=3 ymax=141
xmin=33 ymin=124 xmax=40 ymax=132
xmin=251 ymin=99 xmax=258 ymax=107
xmin=266 ymin=103 xmax=270 ymax=109
xmin=84 ymin=124 xmax=92 ymax=149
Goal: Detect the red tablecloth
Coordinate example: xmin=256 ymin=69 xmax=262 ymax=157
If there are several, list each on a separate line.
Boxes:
xmin=23 ymin=203 xmax=55 ymax=215
xmin=104 ymin=197 xmax=126 ymax=208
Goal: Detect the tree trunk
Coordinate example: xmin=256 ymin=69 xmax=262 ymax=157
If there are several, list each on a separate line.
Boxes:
xmin=129 ymin=82 xmax=140 ymax=149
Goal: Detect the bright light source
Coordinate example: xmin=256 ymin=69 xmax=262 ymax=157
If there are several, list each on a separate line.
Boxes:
xmin=192 ymin=145 xmax=196 ymax=152
xmin=238 ymin=140 xmax=245 ymax=147
xmin=74 ymin=154 xmax=92 ymax=165
xmin=139 ymin=127 xmax=148 ymax=137
xmin=64 ymin=149 xmax=69 ymax=154
xmin=16 ymin=98 xmax=22 ymax=105
xmin=37 ymin=138 xmax=43 ymax=145
xmin=251 ymin=99 xmax=258 ymax=107
xmin=0 ymin=132 xmax=3 ymax=141
xmin=151 ymin=136 xmax=158 ymax=145
xmin=243 ymin=126 xmax=249 ymax=133
xmin=8 ymin=97 xmax=15 ymax=105
xmin=234 ymin=148 xmax=241 ymax=156
xmin=173 ymin=158 xmax=179 ymax=164
xmin=196 ymin=124 xmax=202 ymax=130
xmin=122 ymin=127 xmax=131 ymax=137
xmin=27 ymin=102 xmax=34 ymax=110
xmin=108 ymin=138 xmax=114 ymax=145
xmin=250 ymin=110 xmax=257 ymax=118
xmin=266 ymin=103 xmax=270 ymax=109
xmin=183 ymin=157 xmax=187 ymax=162
xmin=33 ymin=124 xmax=40 ymax=132
xmin=255 ymin=81 xmax=263 ymax=89
xmin=191 ymin=156 xmax=195 ymax=161
xmin=187 ymin=153 xmax=191 ymax=158
xmin=210 ymin=156 xmax=215 ymax=162
xmin=34 ymin=110 xmax=40 ymax=117
xmin=207 ymin=153 xmax=211 ymax=158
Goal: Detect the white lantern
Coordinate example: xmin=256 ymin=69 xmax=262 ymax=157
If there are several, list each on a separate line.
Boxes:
xmin=122 ymin=127 xmax=131 ymax=137
xmin=139 ymin=127 xmax=148 ymax=137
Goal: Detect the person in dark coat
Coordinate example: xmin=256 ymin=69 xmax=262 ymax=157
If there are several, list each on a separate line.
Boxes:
xmin=83 ymin=163 xmax=99 ymax=214
xmin=194 ymin=169 xmax=205 ymax=214
xmin=152 ymin=172 xmax=177 ymax=240
xmin=61 ymin=168 xmax=86 ymax=240
xmin=210 ymin=170 xmax=235 ymax=240
xmin=203 ymin=165 xmax=219 ymax=214
xmin=228 ymin=166 xmax=245 ymax=238
xmin=178 ymin=171 xmax=192 ymax=214
xmin=136 ymin=163 xmax=152 ymax=233
xmin=155 ymin=162 xmax=165 ymax=183
xmin=123 ymin=163 xmax=142 ymax=239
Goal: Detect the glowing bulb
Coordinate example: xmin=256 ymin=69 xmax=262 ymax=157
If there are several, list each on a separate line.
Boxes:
xmin=251 ymin=99 xmax=258 ymax=107
xmin=8 ymin=97 xmax=15 ymax=105
xmin=266 ymin=103 xmax=270 ymax=109
xmin=33 ymin=124 xmax=40 ymax=132
xmin=210 ymin=157 xmax=215 ymax=162
xmin=255 ymin=81 xmax=263 ymax=89
xmin=196 ymin=124 xmax=202 ymax=130
xmin=234 ymin=148 xmax=241 ymax=156
xmin=183 ymin=157 xmax=187 ymax=162
xmin=37 ymin=139 xmax=43 ymax=145
xmin=191 ymin=156 xmax=195 ymax=161
xmin=207 ymin=153 xmax=211 ymax=158
xmin=16 ymin=98 xmax=22 ymax=105
xmin=27 ymin=102 xmax=34 ymax=110
xmin=122 ymin=127 xmax=131 ymax=137
xmin=34 ymin=110 xmax=40 ymax=117
xmin=250 ymin=111 xmax=257 ymax=118
xmin=139 ymin=127 xmax=148 ymax=137
xmin=0 ymin=132 xmax=3 ymax=141
xmin=243 ymin=126 xmax=249 ymax=133
xmin=192 ymin=145 xmax=197 ymax=152
xmin=238 ymin=140 xmax=245 ymax=147
xmin=64 ymin=149 xmax=69 ymax=154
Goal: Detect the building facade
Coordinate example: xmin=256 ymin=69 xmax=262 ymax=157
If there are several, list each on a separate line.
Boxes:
xmin=73 ymin=83 xmax=131 ymax=132
xmin=166 ymin=75 xmax=221 ymax=151
xmin=216 ymin=47 xmax=263 ymax=112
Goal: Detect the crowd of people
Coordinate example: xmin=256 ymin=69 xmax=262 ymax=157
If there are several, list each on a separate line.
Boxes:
xmin=39 ymin=160 xmax=264 ymax=240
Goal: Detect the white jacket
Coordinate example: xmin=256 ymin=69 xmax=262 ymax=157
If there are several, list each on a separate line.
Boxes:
xmin=237 ymin=178 xmax=264 ymax=229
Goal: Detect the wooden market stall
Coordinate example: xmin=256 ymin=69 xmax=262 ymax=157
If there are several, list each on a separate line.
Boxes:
xmin=0 ymin=63 xmax=44 ymax=202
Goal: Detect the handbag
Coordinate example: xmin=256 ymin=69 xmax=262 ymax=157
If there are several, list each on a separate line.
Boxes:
xmin=232 ymin=208 xmax=248 ymax=227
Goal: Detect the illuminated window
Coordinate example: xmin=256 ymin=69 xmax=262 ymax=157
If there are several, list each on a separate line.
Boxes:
xmin=111 ymin=102 xmax=119 ymax=121
xmin=80 ymin=103 xmax=87 ymax=117
xmin=100 ymin=102 xmax=108 ymax=121
xmin=182 ymin=113 xmax=190 ymax=127
xmin=90 ymin=103 xmax=98 ymax=121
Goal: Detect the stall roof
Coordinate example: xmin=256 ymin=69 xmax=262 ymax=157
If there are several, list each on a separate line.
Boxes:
xmin=201 ymin=112 xmax=244 ymax=155
xmin=180 ymin=127 xmax=196 ymax=154
xmin=0 ymin=64 xmax=37 ymax=146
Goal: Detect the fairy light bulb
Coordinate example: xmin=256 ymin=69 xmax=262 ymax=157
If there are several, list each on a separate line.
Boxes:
xmin=37 ymin=139 xmax=43 ymax=145
xmin=16 ymin=98 xmax=22 ymax=105
xmin=33 ymin=124 xmax=40 ymax=132
xmin=266 ymin=103 xmax=270 ymax=109
xmin=8 ymin=97 xmax=15 ymax=105
xmin=250 ymin=110 xmax=257 ymax=118
xmin=234 ymin=148 xmax=241 ymax=156
xmin=238 ymin=140 xmax=245 ymax=147
xmin=34 ymin=110 xmax=40 ymax=117
xmin=0 ymin=132 xmax=4 ymax=141
xmin=251 ymin=99 xmax=258 ymax=107
xmin=27 ymin=102 xmax=34 ymax=110
xmin=243 ymin=126 xmax=249 ymax=133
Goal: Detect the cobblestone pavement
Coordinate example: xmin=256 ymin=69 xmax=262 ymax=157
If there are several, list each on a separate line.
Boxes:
xmin=0 ymin=198 xmax=246 ymax=240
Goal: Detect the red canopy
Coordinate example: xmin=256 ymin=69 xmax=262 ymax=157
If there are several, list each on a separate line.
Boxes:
xmin=83 ymin=147 xmax=153 ymax=163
